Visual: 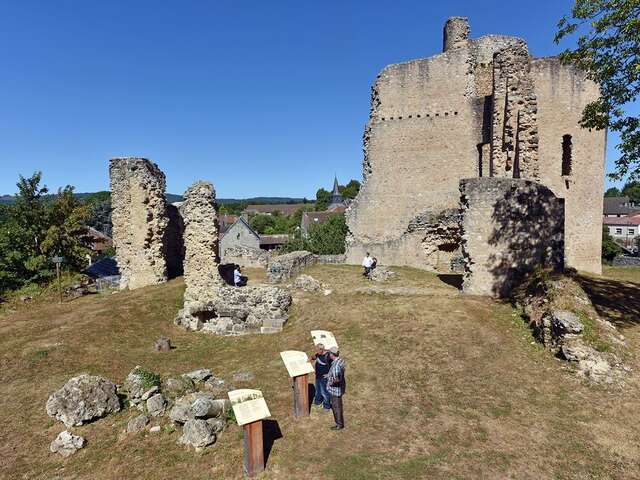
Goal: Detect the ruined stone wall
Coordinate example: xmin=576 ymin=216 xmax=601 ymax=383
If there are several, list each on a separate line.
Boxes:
xmin=180 ymin=181 xmax=223 ymax=308
xmin=267 ymin=251 xmax=317 ymax=283
xmin=345 ymin=26 xmax=521 ymax=270
xmin=222 ymin=246 xmax=271 ymax=268
xmin=109 ymin=157 xmax=170 ymax=290
xmin=460 ymin=178 xmax=564 ymax=297
xmin=532 ymin=58 xmax=606 ymax=274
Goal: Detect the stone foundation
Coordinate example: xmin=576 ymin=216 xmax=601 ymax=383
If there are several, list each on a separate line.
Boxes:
xmin=460 ymin=178 xmax=564 ymax=297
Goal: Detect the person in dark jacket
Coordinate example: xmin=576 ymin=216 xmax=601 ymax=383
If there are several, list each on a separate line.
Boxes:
xmin=310 ymin=343 xmax=332 ymax=411
xmin=326 ymin=346 xmax=346 ymax=430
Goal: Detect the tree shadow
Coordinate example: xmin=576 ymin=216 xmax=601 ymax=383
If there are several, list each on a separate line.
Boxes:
xmin=466 ymin=179 xmax=564 ymax=297
xmin=437 ymin=274 xmax=463 ymax=289
xmin=263 ymin=419 xmax=283 ymax=467
xmin=574 ymin=274 xmax=640 ymax=329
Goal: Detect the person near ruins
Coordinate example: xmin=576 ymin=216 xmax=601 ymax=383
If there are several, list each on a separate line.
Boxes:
xmin=233 ymin=266 xmax=247 ymax=287
xmin=309 ymin=343 xmax=332 ymax=411
xmin=362 ymin=252 xmax=374 ymax=276
xmin=326 ymin=346 xmax=346 ymax=430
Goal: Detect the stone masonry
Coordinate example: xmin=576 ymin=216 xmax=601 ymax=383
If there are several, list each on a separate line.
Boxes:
xmin=460 ymin=178 xmax=564 ymax=297
xmin=110 ymin=157 xmax=172 ymax=290
xmin=345 ymin=17 xmax=605 ymax=276
xmin=174 ymin=181 xmax=292 ymax=335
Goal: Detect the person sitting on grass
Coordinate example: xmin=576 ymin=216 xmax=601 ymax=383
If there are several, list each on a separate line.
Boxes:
xmin=362 ymin=252 xmax=374 ymax=277
xmin=233 ymin=266 xmax=247 ymax=287
xmin=326 ymin=346 xmax=346 ymax=431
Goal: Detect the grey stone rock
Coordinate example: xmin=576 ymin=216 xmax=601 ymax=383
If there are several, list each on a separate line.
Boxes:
xmin=178 ymin=419 xmax=216 ymax=449
xmin=46 ymin=374 xmax=121 ymax=427
xmin=206 ymin=417 xmax=226 ymax=434
xmin=169 ymin=401 xmax=192 ymax=424
xmin=149 ymin=425 xmax=161 ymax=433
xmin=163 ymin=376 xmax=196 ymax=398
xmin=233 ymin=371 xmax=254 ymax=383
xmin=50 ymin=430 xmax=85 ymax=457
xmin=291 ymin=274 xmax=324 ymax=292
xmin=551 ymin=310 xmax=584 ymax=335
xmin=184 ymin=369 xmax=213 ymax=383
xmin=191 ymin=397 xmax=223 ymax=419
xmin=203 ymin=376 xmax=228 ymax=396
xmin=368 ymin=266 xmax=396 ymax=282
xmin=146 ymin=394 xmax=166 ymax=417
xmin=127 ymin=414 xmax=149 ymax=433
xmin=154 ymin=337 xmax=171 ymax=352
xmin=123 ymin=366 xmax=148 ymax=400
xmin=141 ymin=386 xmax=159 ymax=401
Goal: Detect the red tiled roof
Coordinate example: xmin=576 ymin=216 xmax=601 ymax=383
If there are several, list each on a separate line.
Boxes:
xmin=603 ymin=215 xmax=640 ymax=226
xmin=259 ymin=234 xmax=291 ymax=245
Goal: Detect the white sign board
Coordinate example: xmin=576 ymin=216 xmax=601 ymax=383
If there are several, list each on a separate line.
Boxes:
xmin=228 ymin=389 xmax=271 ymax=426
xmin=280 ymin=350 xmax=314 ymax=378
xmin=311 ymin=330 xmax=338 ymax=350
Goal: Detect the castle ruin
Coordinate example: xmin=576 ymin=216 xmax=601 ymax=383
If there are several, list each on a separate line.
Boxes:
xmin=346 ymin=17 xmax=606 ymax=292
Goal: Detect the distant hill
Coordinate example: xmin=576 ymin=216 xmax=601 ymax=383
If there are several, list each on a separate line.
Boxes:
xmin=0 ymin=192 xmax=306 ymax=206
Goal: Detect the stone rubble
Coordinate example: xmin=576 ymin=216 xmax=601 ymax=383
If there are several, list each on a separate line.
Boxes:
xmin=50 ymin=431 xmax=86 ymax=457
xmin=127 ymin=414 xmax=150 ymax=433
xmin=267 ymin=251 xmax=317 ymax=283
xmin=46 ymin=374 xmax=121 ymax=428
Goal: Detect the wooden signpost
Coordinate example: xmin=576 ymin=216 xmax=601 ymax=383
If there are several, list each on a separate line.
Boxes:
xmin=279 ymin=351 xmax=314 ymax=418
xmin=51 ymin=256 xmax=64 ymax=304
xmin=228 ymin=389 xmax=271 ymax=477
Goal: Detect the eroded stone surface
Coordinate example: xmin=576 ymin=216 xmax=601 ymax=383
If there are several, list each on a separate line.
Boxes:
xmin=267 ymin=251 xmax=317 ymax=283
xmin=46 ymin=374 xmax=121 ymax=428
xmin=50 ymin=431 xmax=85 ymax=457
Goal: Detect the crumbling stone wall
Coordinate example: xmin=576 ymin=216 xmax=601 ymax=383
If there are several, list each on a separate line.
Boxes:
xmin=222 ymin=246 xmax=271 ymax=268
xmin=345 ymin=17 xmax=604 ymax=276
xmin=174 ymin=181 xmax=292 ymax=335
xmin=460 ymin=178 xmax=564 ymax=297
xmin=109 ymin=157 xmax=171 ymax=290
xmin=267 ymin=251 xmax=317 ymax=283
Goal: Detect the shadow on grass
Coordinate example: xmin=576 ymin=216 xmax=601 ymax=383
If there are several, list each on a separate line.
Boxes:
xmin=437 ymin=274 xmax=463 ymax=290
xmin=263 ymin=419 xmax=283 ymax=467
xmin=575 ymin=274 xmax=640 ymax=328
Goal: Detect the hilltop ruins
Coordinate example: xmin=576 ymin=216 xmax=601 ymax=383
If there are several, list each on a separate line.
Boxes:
xmin=346 ymin=17 xmax=606 ymax=296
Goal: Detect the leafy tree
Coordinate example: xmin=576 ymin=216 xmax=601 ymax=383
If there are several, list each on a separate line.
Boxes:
xmin=339 ymin=179 xmax=361 ymax=199
xmin=249 ymin=214 xmax=276 ymax=234
xmin=622 ymin=180 xmax=640 ymax=204
xmin=604 ymin=187 xmax=622 ymax=197
xmin=307 ymin=214 xmax=348 ymax=255
xmin=602 ymin=225 xmax=623 ymax=261
xmin=555 ymin=0 xmax=640 ymax=180
xmin=41 ymin=186 xmax=91 ymax=270
xmin=315 ymin=188 xmax=330 ymax=211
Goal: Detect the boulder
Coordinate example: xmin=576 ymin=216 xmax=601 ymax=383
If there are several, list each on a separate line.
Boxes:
xmin=191 ymin=397 xmax=223 ymax=418
xmin=551 ymin=310 xmax=584 ymax=335
xmin=169 ymin=400 xmax=192 ymax=424
xmin=154 ymin=337 xmax=171 ymax=352
xmin=146 ymin=394 xmax=166 ymax=417
xmin=203 ymin=376 xmax=230 ymax=396
xmin=46 ymin=374 xmax=121 ymax=427
xmin=206 ymin=418 xmax=226 ymax=433
xmin=184 ymin=369 xmax=213 ymax=383
xmin=141 ymin=386 xmax=159 ymax=401
xmin=178 ymin=419 xmax=217 ymax=449
xmin=123 ymin=366 xmax=160 ymax=401
xmin=127 ymin=414 xmax=149 ymax=433
xmin=163 ymin=376 xmax=196 ymax=398
xmin=50 ymin=430 xmax=85 ymax=457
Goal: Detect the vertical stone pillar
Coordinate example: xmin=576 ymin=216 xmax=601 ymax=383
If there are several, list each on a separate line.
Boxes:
xmin=109 ymin=157 xmax=170 ymax=290
xmin=490 ymin=42 xmax=539 ymax=179
xmin=180 ymin=181 xmax=223 ymax=308
xmin=443 ymin=17 xmax=470 ymax=52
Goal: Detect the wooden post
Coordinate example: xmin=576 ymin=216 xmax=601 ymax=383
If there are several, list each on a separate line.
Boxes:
xmin=292 ymin=373 xmax=310 ymax=417
xmin=56 ymin=262 xmax=62 ymax=304
xmin=243 ymin=420 xmax=264 ymax=477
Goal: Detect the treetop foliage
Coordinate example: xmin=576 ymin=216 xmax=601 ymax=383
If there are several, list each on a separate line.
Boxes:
xmin=556 ymin=0 xmax=640 ymax=180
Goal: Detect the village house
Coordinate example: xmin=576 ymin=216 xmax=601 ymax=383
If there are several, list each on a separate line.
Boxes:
xmin=300 ymin=177 xmax=350 ymax=237
xmin=218 ymin=217 xmax=290 ymax=257
xmin=603 ymin=196 xmax=640 ymax=218
xmin=604 ymin=214 xmax=640 ymax=250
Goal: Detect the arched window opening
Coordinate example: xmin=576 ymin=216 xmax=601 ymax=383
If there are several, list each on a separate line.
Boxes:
xmin=562 ymin=134 xmax=572 ymax=176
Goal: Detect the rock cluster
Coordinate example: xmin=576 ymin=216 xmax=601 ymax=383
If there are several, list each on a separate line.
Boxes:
xmin=368 ymin=266 xmax=397 ymax=282
xmin=290 ymin=274 xmax=325 ymax=292
xmin=46 ymin=374 xmax=121 ymax=428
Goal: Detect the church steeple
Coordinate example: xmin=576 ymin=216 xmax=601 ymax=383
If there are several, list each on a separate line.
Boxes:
xmin=329 ymin=175 xmax=343 ymax=207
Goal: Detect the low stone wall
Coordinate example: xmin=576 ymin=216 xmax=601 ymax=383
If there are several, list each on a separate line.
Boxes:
xmin=222 ymin=246 xmax=271 ymax=268
xmin=316 ymin=254 xmax=345 ymax=264
xmin=460 ymin=178 xmax=564 ymax=297
xmin=175 ymin=285 xmax=292 ymax=335
xmin=267 ymin=251 xmax=317 ymax=283
xmin=612 ymin=255 xmax=640 ymax=267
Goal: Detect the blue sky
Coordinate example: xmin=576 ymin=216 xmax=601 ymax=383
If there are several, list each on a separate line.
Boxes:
xmin=0 ymin=0 xmax=634 ymax=197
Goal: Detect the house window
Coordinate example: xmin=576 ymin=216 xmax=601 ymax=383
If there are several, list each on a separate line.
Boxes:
xmin=629 ymin=228 xmax=635 ymax=235
xmin=615 ymin=228 xmax=623 ymax=235
xmin=561 ymin=134 xmax=572 ymax=176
